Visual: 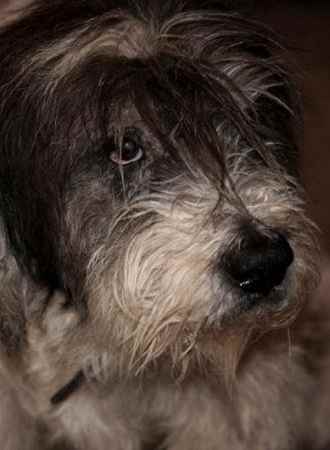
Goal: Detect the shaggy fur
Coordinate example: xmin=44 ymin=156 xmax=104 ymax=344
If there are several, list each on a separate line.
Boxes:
xmin=0 ymin=1 xmax=324 ymax=449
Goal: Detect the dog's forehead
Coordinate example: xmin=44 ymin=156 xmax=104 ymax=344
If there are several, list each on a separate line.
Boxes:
xmin=0 ymin=1 xmax=298 ymax=183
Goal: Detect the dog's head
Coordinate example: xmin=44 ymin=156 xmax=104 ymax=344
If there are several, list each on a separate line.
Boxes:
xmin=0 ymin=1 xmax=319 ymax=378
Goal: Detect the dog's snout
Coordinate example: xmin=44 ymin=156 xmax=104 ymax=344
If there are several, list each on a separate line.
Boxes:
xmin=224 ymin=231 xmax=294 ymax=296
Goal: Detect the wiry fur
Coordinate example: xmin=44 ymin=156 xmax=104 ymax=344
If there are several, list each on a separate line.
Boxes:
xmin=0 ymin=1 xmax=324 ymax=449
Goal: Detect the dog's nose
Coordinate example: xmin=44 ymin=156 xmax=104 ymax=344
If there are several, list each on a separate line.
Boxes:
xmin=224 ymin=231 xmax=294 ymax=296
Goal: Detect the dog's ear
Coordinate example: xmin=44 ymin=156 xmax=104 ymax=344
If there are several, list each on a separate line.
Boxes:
xmin=0 ymin=219 xmax=50 ymax=354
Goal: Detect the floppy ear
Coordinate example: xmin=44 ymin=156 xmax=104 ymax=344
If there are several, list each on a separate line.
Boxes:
xmin=0 ymin=220 xmax=56 ymax=449
xmin=0 ymin=216 xmax=83 ymax=407
xmin=0 ymin=219 xmax=50 ymax=355
xmin=0 ymin=219 xmax=26 ymax=353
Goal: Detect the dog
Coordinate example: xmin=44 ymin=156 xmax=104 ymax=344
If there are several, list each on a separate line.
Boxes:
xmin=0 ymin=1 xmax=323 ymax=449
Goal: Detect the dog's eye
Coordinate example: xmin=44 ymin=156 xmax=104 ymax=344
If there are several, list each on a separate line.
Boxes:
xmin=110 ymin=135 xmax=144 ymax=166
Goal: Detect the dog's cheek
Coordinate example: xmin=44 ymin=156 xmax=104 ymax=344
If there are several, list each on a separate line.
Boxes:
xmin=80 ymin=185 xmax=250 ymax=373
xmin=58 ymin=172 xmax=116 ymax=302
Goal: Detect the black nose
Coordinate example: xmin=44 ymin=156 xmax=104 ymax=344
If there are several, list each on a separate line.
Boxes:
xmin=224 ymin=230 xmax=294 ymax=296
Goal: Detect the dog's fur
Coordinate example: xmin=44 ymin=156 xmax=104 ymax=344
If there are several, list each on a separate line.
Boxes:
xmin=0 ymin=1 xmax=325 ymax=449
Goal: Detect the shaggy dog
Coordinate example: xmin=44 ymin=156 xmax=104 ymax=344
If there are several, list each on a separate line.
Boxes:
xmin=0 ymin=1 xmax=322 ymax=449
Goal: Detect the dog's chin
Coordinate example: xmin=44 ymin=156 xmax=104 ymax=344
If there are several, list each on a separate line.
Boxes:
xmin=162 ymin=292 xmax=295 ymax=380
xmin=207 ymin=275 xmax=294 ymax=330
xmin=213 ymin=289 xmax=289 ymax=327
xmin=84 ymin=275 xmax=299 ymax=380
xmin=121 ymin=293 xmax=293 ymax=379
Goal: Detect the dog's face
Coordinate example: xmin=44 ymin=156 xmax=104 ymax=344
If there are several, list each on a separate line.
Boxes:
xmin=0 ymin=1 xmax=319 ymax=376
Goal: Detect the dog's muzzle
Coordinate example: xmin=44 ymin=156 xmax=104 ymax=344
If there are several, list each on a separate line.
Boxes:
xmin=223 ymin=228 xmax=294 ymax=302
